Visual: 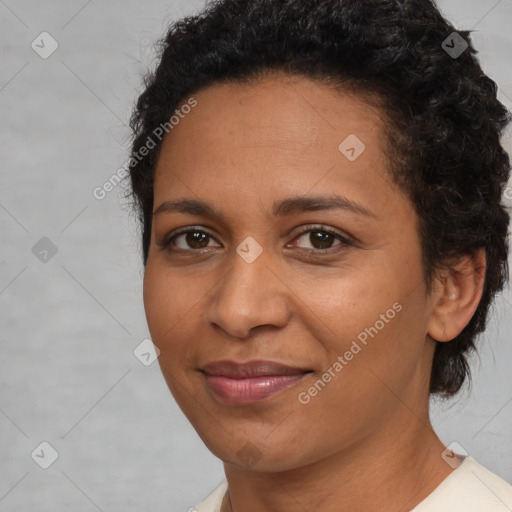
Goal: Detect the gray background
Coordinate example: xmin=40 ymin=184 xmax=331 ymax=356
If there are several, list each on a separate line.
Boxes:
xmin=1 ymin=0 xmax=511 ymax=510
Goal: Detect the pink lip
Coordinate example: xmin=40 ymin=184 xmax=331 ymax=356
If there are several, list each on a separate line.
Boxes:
xmin=200 ymin=360 xmax=313 ymax=404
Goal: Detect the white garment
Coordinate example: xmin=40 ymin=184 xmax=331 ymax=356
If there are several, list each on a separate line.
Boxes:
xmin=193 ymin=456 xmax=512 ymax=511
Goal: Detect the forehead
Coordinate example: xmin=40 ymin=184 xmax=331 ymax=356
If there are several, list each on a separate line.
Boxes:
xmin=160 ymin=73 xmax=386 ymax=154
xmin=153 ymin=74 xmax=401 ymax=216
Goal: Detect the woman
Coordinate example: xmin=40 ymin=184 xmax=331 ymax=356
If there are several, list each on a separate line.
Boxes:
xmin=127 ymin=0 xmax=512 ymax=510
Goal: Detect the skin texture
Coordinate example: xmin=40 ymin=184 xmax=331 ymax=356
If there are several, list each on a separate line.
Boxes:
xmin=143 ymin=73 xmax=485 ymax=512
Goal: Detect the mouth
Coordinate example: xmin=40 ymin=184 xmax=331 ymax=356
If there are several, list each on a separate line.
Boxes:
xmin=200 ymin=359 xmax=314 ymax=405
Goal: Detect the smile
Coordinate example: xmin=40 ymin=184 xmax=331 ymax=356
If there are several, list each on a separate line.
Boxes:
xmin=200 ymin=359 xmax=313 ymax=405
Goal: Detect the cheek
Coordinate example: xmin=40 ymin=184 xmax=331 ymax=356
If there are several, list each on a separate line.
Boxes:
xmin=143 ymin=265 xmax=198 ymax=401
xmin=300 ymin=266 xmax=398 ymax=338
xmin=300 ymin=254 xmax=427 ymax=384
xmin=143 ymin=263 xmax=194 ymax=351
xmin=143 ymin=266 xmax=168 ymax=339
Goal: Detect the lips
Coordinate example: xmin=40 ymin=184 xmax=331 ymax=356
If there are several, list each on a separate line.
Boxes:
xmin=201 ymin=359 xmax=312 ymax=378
xmin=200 ymin=360 xmax=313 ymax=404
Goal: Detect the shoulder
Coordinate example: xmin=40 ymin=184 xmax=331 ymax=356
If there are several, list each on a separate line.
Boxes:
xmin=192 ymin=479 xmax=228 ymax=512
xmin=412 ymin=456 xmax=512 ymax=511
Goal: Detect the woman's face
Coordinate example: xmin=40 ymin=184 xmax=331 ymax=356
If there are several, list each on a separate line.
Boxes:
xmin=144 ymin=74 xmax=439 ymax=471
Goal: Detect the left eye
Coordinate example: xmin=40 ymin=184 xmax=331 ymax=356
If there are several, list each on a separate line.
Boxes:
xmin=291 ymin=228 xmax=348 ymax=252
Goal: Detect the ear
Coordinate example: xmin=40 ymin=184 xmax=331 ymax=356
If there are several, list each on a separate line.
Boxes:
xmin=427 ymin=249 xmax=486 ymax=342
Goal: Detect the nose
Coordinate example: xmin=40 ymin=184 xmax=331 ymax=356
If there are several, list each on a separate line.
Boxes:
xmin=205 ymin=246 xmax=291 ymax=339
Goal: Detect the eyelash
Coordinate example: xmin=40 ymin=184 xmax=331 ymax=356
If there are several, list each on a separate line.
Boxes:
xmin=157 ymin=224 xmax=352 ymax=256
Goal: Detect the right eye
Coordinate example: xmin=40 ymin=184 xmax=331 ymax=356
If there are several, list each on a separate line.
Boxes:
xmin=158 ymin=227 xmax=221 ymax=252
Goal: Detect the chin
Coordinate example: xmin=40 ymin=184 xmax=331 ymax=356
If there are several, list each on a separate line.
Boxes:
xmin=198 ymin=429 xmax=309 ymax=473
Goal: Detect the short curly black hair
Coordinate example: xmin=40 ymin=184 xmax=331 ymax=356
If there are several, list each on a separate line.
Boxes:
xmin=128 ymin=0 xmax=511 ymax=399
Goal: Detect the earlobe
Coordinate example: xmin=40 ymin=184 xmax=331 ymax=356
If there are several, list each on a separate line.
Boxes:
xmin=427 ymin=249 xmax=486 ymax=342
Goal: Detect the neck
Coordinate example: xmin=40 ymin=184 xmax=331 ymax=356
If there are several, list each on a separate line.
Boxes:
xmin=221 ymin=405 xmax=455 ymax=512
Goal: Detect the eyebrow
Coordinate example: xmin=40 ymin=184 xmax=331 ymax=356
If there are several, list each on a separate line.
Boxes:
xmin=153 ymin=194 xmax=376 ymax=220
